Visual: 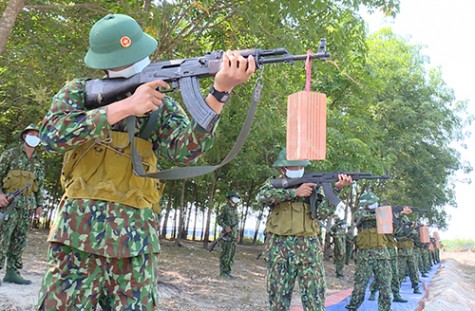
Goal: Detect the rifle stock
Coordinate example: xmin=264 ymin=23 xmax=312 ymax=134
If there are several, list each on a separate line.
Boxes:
xmin=85 ymin=39 xmax=331 ymax=132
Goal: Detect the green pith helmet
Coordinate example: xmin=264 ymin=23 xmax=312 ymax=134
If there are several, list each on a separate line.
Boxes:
xmin=226 ymin=191 xmax=240 ymax=198
xmin=20 ymin=123 xmax=40 ymax=139
xmin=358 ymin=191 xmax=379 ymax=208
xmin=84 ymin=13 xmax=158 ymax=69
xmin=272 ymin=148 xmax=311 ymax=167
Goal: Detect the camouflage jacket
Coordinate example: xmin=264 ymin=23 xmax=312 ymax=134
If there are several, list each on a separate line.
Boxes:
xmin=40 ymin=78 xmax=217 ymax=258
xmin=216 ymin=202 xmax=239 ymax=239
xmin=0 ymin=145 xmax=45 ymax=208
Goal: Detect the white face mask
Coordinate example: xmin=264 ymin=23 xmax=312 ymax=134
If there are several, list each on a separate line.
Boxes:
xmin=368 ymin=202 xmax=379 ymax=210
xmin=285 ymin=168 xmax=304 ymax=179
xmin=107 ymin=57 xmax=151 ymax=79
xmin=231 ymin=197 xmax=240 ymax=204
xmin=25 ymin=135 xmax=41 ymax=148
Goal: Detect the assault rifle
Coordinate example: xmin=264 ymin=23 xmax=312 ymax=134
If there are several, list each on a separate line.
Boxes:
xmin=391 ymin=206 xmax=428 ymax=213
xmin=85 ymin=39 xmax=331 ymax=132
xmin=0 ymin=183 xmax=31 ymax=223
xmin=270 ymin=172 xmax=390 ymax=219
xmin=208 ymin=222 xmax=238 ymax=252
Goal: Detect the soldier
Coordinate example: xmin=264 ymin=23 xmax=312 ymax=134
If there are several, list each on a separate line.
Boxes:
xmin=394 ymin=207 xmax=422 ymax=294
xmin=345 ymin=192 xmax=392 ymax=311
xmin=368 ymin=205 xmax=408 ymax=303
xmin=216 ymin=191 xmax=240 ymax=278
xmin=0 ymin=123 xmax=45 ymax=285
xmin=36 ymin=13 xmax=255 ymax=310
xmin=330 ymin=217 xmax=346 ymax=279
xmin=256 ymin=148 xmax=352 ymax=311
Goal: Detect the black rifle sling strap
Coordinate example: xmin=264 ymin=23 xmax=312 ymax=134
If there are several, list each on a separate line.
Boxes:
xmin=126 ymin=77 xmax=263 ymax=180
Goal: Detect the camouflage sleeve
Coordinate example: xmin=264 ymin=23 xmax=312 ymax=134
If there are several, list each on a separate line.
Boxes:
xmin=154 ymin=96 xmax=217 ymax=164
xmin=40 ymin=79 xmax=111 ymax=153
xmin=255 ymin=179 xmax=297 ymax=207
xmin=0 ymin=149 xmax=13 ymax=194
xmin=216 ymin=205 xmax=227 ymax=227
xmin=34 ymin=158 xmax=46 ymax=207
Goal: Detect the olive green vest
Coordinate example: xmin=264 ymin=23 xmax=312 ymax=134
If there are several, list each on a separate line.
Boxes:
xmin=356 ymin=227 xmax=388 ymax=249
xmin=266 ymin=201 xmax=320 ymax=236
xmin=2 ymin=169 xmax=37 ymax=195
xmin=61 ymin=131 xmax=162 ymax=209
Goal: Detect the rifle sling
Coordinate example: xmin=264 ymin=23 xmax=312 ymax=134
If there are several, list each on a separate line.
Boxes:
xmin=127 ymin=79 xmax=263 ymax=180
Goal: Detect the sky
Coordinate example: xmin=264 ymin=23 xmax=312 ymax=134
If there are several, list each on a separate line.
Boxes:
xmin=361 ymin=0 xmax=475 ymax=240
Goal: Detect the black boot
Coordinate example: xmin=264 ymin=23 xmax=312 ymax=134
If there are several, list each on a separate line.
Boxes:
xmin=413 ymin=286 xmax=422 ymax=294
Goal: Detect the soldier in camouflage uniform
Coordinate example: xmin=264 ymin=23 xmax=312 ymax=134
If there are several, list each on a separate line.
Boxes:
xmin=36 ymin=13 xmax=255 ymax=311
xmin=330 ymin=217 xmax=346 ymax=279
xmin=345 ymin=192 xmax=392 ymax=311
xmin=0 ymin=124 xmax=45 ymax=285
xmin=394 ymin=207 xmax=422 ymax=294
xmin=216 ymin=191 xmax=240 ymax=278
xmin=256 ymin=148 xmax=352 ymax=311
xmin=368 ymin=206 xmax=408 ymax=303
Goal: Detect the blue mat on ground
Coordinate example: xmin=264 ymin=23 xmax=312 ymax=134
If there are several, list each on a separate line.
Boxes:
xmin=326 ymin=263 xmax=440 ymax=311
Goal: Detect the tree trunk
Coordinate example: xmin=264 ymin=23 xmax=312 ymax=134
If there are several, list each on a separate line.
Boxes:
xmin=174 ymin=180 xmax=186 ymax=246
xmin=192 ymin=204 xmax=199 ymax=241
xmin=202 ymin=173 xmax=217 ymax=249
xmin=252 ymin=208 xmax=264 ymax=244
xmin=0 ymin=0 xmax=25 ymax=55
xmin=161 ymin=197 xmax=173 ymax=239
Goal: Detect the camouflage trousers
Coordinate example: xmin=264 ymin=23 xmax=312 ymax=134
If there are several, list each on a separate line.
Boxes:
xmin=0 ymin=198 xmax=32 ymax=271
xmin=266 ymin=234 xmax=325 ymax=311
xmin=347 ymin=249 xmax=391 ymax=311
xmin=398 ymin=253 xmax=419 ymax=288
xmin=333 ymin=245 xmax=345 ymax=277
xmin=220 ymin=238 xmax=236 ymax=275
xmin=421 ymin=249 xmax=431 ymax=272
xmin=369 ymin=247 xmax=401 ymax=295
xmin=37 ymin=242 xmax=159 ymax=311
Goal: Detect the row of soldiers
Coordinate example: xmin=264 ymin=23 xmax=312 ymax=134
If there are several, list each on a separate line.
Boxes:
xmin=326 ymin=192 xmax=442 ymax=311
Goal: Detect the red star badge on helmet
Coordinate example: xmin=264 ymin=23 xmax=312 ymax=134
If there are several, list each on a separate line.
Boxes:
xmin=120 ymin=36 xmax=131 ymax=48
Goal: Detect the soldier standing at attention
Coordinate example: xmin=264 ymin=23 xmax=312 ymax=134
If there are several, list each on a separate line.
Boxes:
xmin=256 ymin=148 xmax=352 ymax=311
xmin=0 ymin=124 xmax=45 ymax=285
xmin=216 ymin=191 xmax=240 ymax=278
xmin=345 ymin=192 xmax=391 ymax=311
xmin=36 ymin=13 xmax=255 ymax=310
xmin=330 ymin=217 xmax=346 ymax=279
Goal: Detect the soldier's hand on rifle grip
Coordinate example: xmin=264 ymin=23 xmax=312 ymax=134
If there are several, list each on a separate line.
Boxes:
xmin=213 ymin=51 xmax=256 ymax=93
xmin=0 ymin=194 xmax=8 ymax=208
xmin=105 ymin=80 xmax=170 ymax=125
xmin=335 ymin=174 xmax=352 ymax=190
xmin=295 ymin=183 xmax=317 ymax=198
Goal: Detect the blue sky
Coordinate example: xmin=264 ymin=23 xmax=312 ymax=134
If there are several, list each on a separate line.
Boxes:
xmin=362 ymin=0 xmax=475 ymax=240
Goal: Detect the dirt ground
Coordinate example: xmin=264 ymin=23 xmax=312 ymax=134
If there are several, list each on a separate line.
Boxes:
xmin=0 ymin=229 xmax=474 ymax=311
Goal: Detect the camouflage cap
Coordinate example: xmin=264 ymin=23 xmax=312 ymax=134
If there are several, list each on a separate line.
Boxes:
xmin=272 ymin=148 xmax=311 ymax=167
xmin=358 ymin=191 xmax=379 ymax=208
xmin=226 ymin=191 xmax=240 ymax=198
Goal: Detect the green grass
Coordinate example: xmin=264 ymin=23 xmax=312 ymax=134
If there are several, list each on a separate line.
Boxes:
xmin=442 ymin=239 xmax=475 ymax=252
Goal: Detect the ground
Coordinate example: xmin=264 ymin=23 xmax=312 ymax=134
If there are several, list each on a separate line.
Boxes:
xmin=0 ymin=229 xmax=474 ymax=310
